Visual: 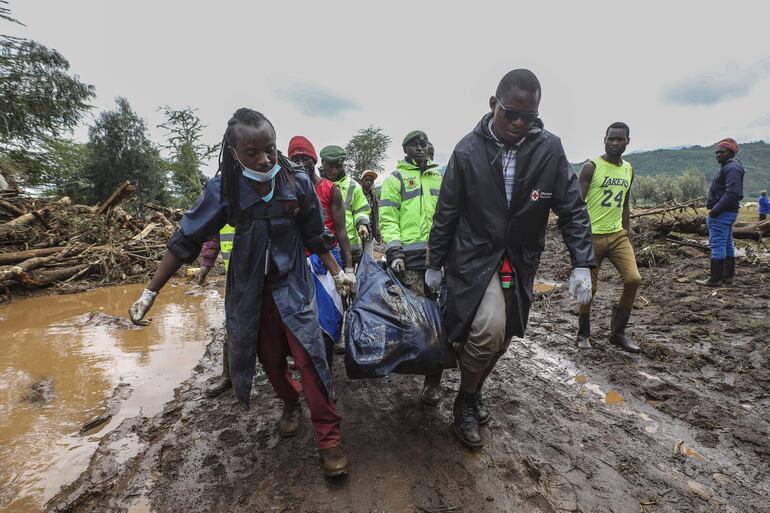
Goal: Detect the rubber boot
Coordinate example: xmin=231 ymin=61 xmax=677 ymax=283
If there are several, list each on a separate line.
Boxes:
xmin=205 ymin=338 xmax=232 ymax=398
xmin=476 ymin=387 xmax=490 ymax=425
xmin=722 ymin=256 xmax=735 ymax=285
xmin=696 ymin=259 xmax=724 ymax=287
xmin=575 ymin=313 xmax=592 ymax=349
xmin=609 ymin=304 xmax=640 ymax=353
xmin=319 ymin=446 xmax=349 ymax=477
xmin=278 ymin=400 xmax=302 ymax=437
xmin=453 ymin=390 xmax=482 ymax=448
xmin=420 ymin=371 xmax=442 ymax=405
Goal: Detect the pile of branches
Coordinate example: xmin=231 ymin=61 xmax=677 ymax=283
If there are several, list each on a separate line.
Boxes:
xmin=0 ymin=182 xmax=185 ymax=300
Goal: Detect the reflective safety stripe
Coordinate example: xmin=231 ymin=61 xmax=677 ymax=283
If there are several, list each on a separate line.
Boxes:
xmin=353 ymin=205 xmax=369 ymax=215
xmin=344 ymin=180 xmax=356 ymax=211
xmin=402 ymin=188 xmax=421 ymax=201
xmin=430 ymin=188 xmax=440 ymax=196
xmin=384 ymin=239 xmax=402 ymax=250
xmin=379 ymin=199 xmax=400 ymax=208
xmin=403 ymin=241 xmax=427 ymax=251
xmin=219 ymin=232 xmax=235 ymax=241
xmin=221 ymin=251 xmax=231 ymax=260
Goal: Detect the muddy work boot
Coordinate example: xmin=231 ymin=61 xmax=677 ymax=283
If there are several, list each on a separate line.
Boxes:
xmin=609 ymin=304 xmax=640 ymax=354
xmin=722 ymin=256 xmax=735 ymax=285
xmin=319 ymin=446 xmax=349 ymax=477
xmin=476 ymin=388 xmax=490 ymax=425
xmin=575 ymin=313 xmax=592 ymax=349
xmin=205 ymin=339 xmax=232 ymax=398
xmin=420 ymin=372 xmax=442 ymax=405
xmin=696 ymin=259 xmax=724 ymax=287
xmin=453 ymin=391 xmax=482 ymax=448
xmin=278 ymin=400 xmax=302 ymax=437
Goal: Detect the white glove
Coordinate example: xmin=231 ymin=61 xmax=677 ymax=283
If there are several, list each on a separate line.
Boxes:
xmin=129 ymin=288 xmax=158 ymax=326
xmin=425 ymin=268 xmax=443 ymax=295
xmin=357 ymin=224 xmax=369 ymax=239
xmin=332 ymin=269 xmax=355 ymax=297
xmin=390 ymin=257 xmax=405 ymax=273
xmin=568 ymin=268 xmax=593 ymax=305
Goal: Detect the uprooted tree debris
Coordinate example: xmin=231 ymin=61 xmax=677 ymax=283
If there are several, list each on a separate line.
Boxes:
xmin=0 ymin=181 xmax=185 ymax=301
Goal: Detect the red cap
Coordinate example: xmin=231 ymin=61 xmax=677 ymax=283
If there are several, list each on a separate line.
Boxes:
xmin=716 ymin=138 xmax=739 ymax=155
xmin=288 ymin=136 xmax=318 ymax=163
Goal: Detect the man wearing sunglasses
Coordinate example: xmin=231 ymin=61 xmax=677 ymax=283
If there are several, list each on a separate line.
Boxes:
xmin=427 ymin=69 xmax=595 ymax=448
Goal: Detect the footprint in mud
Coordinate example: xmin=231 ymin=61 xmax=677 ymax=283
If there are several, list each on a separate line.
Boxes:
xmin=24 ymin=377 xmax=56 ymax=404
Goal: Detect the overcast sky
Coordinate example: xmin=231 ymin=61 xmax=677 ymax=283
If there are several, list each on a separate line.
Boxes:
xmin=8 ymin=0 xmax=770 ymax=179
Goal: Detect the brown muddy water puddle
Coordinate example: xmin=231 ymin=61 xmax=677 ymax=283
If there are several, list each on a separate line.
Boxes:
xmin=0 ymin=281 xmax=224 ymax=512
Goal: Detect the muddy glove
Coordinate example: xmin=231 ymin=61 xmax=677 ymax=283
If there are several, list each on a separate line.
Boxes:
xmin=197 ymin=265 xmax=213 ymax=286
xmin=344 ymin=267 xmax=356 ymax=289
xmin=390 ymin=257 xmax=405 ymax=273
xmin=332 ymin=269 xmax=355 ymax=297
xmin=357 ymin=224 xmax=369 ymax=240
xmin=568 ymin=268 xmax=592 ymax=305
xmin=425 ymin=268 xmax=443 ymax=295
xmin=129 ymin=288 xmax=158 ymax=326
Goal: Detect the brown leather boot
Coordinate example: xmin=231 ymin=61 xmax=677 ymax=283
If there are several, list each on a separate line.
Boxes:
xmin=278 ymin=400 xmax=302 ymax=437
xmin=319 ymin=446 xmax=349 ymax=477
xmin=420 ymin=371 xmax=442 ymax=405
xmin=205 ymin=338 xmax=232 ymax=398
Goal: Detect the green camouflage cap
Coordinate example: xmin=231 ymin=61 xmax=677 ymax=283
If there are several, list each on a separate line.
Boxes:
xmin=402 ymin=130 xmax=427 ymax=146
xmin=319 ymin=145 xmax=347 ymax=164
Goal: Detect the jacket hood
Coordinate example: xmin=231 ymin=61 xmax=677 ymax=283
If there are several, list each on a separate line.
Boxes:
xmin=396 ymin=159 xmax=440 ymax=173
xmin=474 ymin=112 xmax=544 ymax=144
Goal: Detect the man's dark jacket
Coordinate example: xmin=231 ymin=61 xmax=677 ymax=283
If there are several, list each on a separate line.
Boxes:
xmin=706 ymin=158 xmax=744 ymax=216
xmin=428 ymin=113 xmax=595 ymax=342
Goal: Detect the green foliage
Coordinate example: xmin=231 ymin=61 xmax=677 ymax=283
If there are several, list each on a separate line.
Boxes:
xmin=1 ymin=0 xmax=20 ymax=24
xmin=82 ymin=98 xmax=169 ymax=213
xmin=0 ymin=38 xmax=94 ymax=149
xmin=677 ymin=168 xmax=707 ymax=201
xmin=157 ymin=106 xmax=218 ymax=208
xmin=345 ymin=126 xmax=391 ymax=180
xmin=622 ymin=141 xmax=770 ymax=197
xmin=7 ymin=137 xmax=90 ymax=197
xmin=630 ymin=169 xmax=707 ymax=206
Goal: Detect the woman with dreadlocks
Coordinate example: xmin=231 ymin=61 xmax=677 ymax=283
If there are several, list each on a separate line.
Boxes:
xmin=128 ymin=108 xmax=354 ymax=477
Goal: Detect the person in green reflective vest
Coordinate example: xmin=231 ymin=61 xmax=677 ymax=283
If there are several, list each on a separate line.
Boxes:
xmin=319 ymin=145 xmax=370 ymax=265
xmin=380 ymin=130 xmax=444 ymax=405
xmin=198 ymin=224 xmax=236 ymax=397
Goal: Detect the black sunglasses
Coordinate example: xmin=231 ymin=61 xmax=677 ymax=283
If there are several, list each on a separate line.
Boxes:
xmin=495 ymin=97 xmax=538 ymax=123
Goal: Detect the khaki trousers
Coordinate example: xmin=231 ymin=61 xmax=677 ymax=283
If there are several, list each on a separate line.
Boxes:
xmin=461 ymin=276 xmax=510 ymax=373
xmin=579 ymin=229 xmax=641 ymax=314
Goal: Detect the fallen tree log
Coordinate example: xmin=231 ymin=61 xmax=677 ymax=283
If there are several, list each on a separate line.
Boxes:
xmin=0 ymin=198 xmax=25 ymax=217
xmin=0 ymin=253 xmax=67 ymax=282
xmin=653 ymin=217 xmax=770 ymax=241
xmin=630 ymin=198 xmax=704 ymax=219
xmin=0 ymin=247 xmax=65 ymax=265
xmin=4 ymin=197 xmax=71 ymax=226
xmin=21 ymin=264 xmax=91 ymax=287
xmin=94 ymin=181 xmax=136 ymax=216
xmin=130 ymin=223 xmax=157 ymax=242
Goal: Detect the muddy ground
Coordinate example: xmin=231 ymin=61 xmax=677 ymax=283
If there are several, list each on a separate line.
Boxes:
xmin=47 ymin=225 xmax=770 ymax=513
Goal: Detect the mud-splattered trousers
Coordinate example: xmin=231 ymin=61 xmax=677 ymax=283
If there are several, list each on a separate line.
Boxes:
xmin=258 ymin=279 xmax=342 ymax=449
xmin=579 ymin=229 xmax=641 ymax=314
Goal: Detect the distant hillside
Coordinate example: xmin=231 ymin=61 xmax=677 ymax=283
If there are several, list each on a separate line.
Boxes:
xmin=573 ymin=141 xmax=770 ymax=197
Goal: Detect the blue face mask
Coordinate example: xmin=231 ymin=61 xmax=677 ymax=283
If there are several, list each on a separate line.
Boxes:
xmin=241 ymin=161 xmax=280 ymax=183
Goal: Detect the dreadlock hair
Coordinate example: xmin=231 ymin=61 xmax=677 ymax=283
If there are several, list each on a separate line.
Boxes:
xmin=218 ymin=108 xmax=297 ymax=224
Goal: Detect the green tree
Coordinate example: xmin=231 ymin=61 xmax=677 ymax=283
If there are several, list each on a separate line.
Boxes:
xmin=7 ymin=137 xmax=90 ymax=197
xmin=345 ymin=126 xmax=391 ymax=180
xmin=677 ymin=168 xmax=707 ymax=201
xmin=631 ymin=175 xmax=657 ymax=206
xmin=157 ymin=106 xmax=218 ymax=208
xmin=0 ymin=39 xmax=94 ymax=150
xmin=83 ymin=98 xmax=168 ymax=213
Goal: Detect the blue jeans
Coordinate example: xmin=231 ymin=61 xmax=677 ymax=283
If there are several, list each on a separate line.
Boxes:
xmin=706 ymin=211 xmax=738 ymax=259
